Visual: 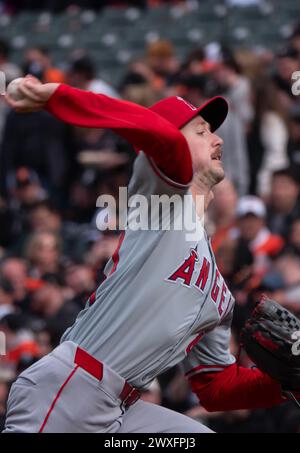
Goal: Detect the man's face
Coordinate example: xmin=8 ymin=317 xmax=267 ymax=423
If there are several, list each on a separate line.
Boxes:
xmin=271 ymin=175 xmax=299 ymax=211
xmin=30 ymin=206 xmax=61 ymax=233
xmin=238 ymin=214 xmax=265 ymax=242
xmin=180 ymin=115 xmax=224 ymax=186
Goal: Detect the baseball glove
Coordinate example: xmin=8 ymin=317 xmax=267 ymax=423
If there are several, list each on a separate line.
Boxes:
xmin=240 ymin=295 xmax=300 ymax=392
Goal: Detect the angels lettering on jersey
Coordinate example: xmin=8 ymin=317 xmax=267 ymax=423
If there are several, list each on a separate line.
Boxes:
xmin=165 ymin=245 xmax=233 ymax=322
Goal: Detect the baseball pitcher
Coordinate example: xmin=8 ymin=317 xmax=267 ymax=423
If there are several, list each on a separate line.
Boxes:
xmin=3 ymin=76 xmax=300 ymax=433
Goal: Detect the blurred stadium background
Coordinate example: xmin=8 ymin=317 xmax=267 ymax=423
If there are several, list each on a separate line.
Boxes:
xmin=0 ymin=0 xmax=300 ymax=433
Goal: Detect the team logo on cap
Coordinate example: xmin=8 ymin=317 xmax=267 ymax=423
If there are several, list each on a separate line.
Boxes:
xmin=176 ymin=96 xmax=197 ymax=111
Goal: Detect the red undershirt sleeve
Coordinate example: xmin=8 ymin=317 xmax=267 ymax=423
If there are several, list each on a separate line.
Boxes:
xmin=45 ymin=84 xmax=193 ymax=185
xmin=188 ymin=363 xmax=286 ymax=412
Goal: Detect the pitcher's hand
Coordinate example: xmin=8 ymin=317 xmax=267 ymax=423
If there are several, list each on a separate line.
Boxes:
xmin=5 ymin=75 xmax=59 ymax=113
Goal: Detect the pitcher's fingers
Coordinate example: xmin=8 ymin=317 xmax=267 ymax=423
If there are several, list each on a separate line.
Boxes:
xmin=4 ymin=93 xmax=24 ymax=109
xmin=18 ymin=81 xmax=44 ymax=102
xmin=4 ymin=93 xmax=43 ymax=110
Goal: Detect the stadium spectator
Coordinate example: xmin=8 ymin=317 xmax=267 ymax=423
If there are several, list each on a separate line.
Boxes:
xmin=23 ymin=47 xmax=65 ymax=83
xmin=24 ymin=231 xmax=62 ymax=282
xmin=209 ymin=178 xmax=239 ymax=278
xmin=287 ymin=102 xmax=300 ymax=180
xmin=120 ymin=71 xmax=159 ymax=107
xmin=210 ymin=178 xmax=238 ymax=247
xmin=84 ymin=234 xmax=120 ymax=276
xmin=17 ymin=198 xmax=98 ymax=262
xmin=0 ymin=110 xmax=73 ymax=201
xmin=236 ymin=195 xmax=284 ymax=275
xmin=0 ymin=39 xmax=21 ymax=145
xmin=0 ymin=314 xmax=41 ymax=373
xmin=0 ymin=375 xmax=10 ymax=432
xmin=272 ymin=47 xmax=299 ymax=110
xmin=267 ymin=168 xmax=300 ymax=239
xmin=63 ymin=264 xmax=96 ymax=309
xmin=214 ymin=54 xmax=254 ymax=130
xmin=0 ymin=39 xmax=21 ymax=84
xmin=3 ymin=168 xmax=48 ymax=249
xmin=270 ymin=251 xmax=300 ymax=314
xmin=0 ymin=278 xmax=15 ymax=321
xmin=256 ymin=83 xmax=289 ymax=197
xmin=145 ymin=40 xmax=180 ymax=88
xmin=8 ymin=167 xmax=47 ymax=208
xmin=181 ymin=48 xmax=206 ymax=77
xmin=212 ymin=55 xmax=252 ymax=195
xmin=0 ymin=258 xmax=31 ymax=312
xmin=168 ymin=73 xmax=208 ymax=110
xmin=30 ymin=282 xmax=80 ymax=346
xmin=67 ymin=54 xmax=120 ymax=98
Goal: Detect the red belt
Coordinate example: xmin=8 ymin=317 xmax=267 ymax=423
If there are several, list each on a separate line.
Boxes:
xmin=74 ymin=347 xmax=140 ymax=408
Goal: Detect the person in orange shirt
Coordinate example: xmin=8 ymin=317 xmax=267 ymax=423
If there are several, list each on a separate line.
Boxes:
xmin=210 ymin=178 xmax=238 ymax=253
xmin=0 ymin=314 xmax=41 ymax=373
xmin=236 ymin=195 xmax=284 ymax=275
xmin=23 ymin=47 xmax=65 ymax=84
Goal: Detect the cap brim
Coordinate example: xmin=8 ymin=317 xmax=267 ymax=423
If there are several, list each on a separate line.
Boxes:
xmin=195 ymin=96 xmax=228 ymax=132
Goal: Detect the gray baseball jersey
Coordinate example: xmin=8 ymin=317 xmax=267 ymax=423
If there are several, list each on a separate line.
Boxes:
xmin=61 ymin=152 xmax=236 ymax=389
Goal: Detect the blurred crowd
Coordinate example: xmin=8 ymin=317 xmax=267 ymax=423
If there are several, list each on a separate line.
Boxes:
xmin=0 ymin=0 xmax=278 ymax=14
xmin=1 ymin=0 xmax=193 ymax=14
xmin=0 ymin=2 xmax=300 ymax=433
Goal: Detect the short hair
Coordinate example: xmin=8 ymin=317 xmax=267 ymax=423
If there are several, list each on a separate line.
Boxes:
xmin=69 ymin=56 xmax=95 ymax=80
xmin=222 ymin=55 xmax=241 ymax=74
xmin=35 ymin=46 xmax=49 ymax=56
xmin=272 ymin=167 xmax=299 ymax=183
xmin=27 ymin=199 xmax=59 ymax=215
xmin=186 ymin=48 xmax=205 ymax=64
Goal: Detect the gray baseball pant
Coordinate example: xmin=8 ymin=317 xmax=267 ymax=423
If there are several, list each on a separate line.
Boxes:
xmin=3 ymin=341 xmax=213 ymax=433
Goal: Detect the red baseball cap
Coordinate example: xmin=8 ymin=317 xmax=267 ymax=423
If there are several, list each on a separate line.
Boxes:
xmin=149 ymin=95 xmax=228 ymax=131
